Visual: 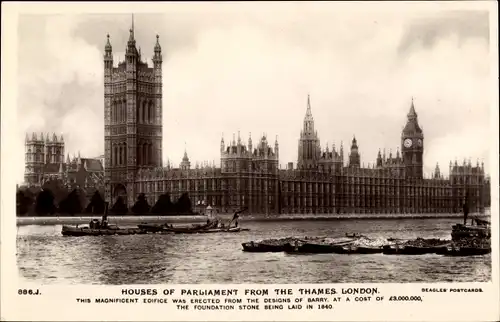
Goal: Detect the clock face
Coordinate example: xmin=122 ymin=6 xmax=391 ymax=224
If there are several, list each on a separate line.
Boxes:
xmin=417 ymin=139 xmax=423 ymax=147
xmin=403 ymin=138 xmax=413 ymax=148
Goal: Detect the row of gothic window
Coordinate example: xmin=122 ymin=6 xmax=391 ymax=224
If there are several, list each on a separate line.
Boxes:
xmin=111 ymin=143 xmax=155 ymax=166
xmin=111 ymin=100 xmax=156 ymax=124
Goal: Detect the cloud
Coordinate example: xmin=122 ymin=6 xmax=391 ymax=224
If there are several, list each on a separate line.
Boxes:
xmin=15 ymin=7 xmax=492 ymax=184
xmin=397 ymin=10 xmax=489 ymax=57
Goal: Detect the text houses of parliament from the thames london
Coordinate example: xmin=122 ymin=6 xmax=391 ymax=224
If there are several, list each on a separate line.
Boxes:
xmin=99 ymin=26 xmax=489 ymax=215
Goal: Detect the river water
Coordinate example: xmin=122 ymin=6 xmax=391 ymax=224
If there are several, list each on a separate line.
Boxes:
xmin=16 ymin=218 xmax=491 ymax=285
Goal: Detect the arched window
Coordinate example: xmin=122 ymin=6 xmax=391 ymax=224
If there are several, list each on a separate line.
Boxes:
xmin=119 ymin=101 xmax=122 ymax=123
xmin=148 ymin=143 xmax=154 ymax=164
xmin=123 ymin=144 xmax=127 ymax=165
xmin=112 ymin=145 xmax=117 ymax=166
xmin=144 ymin=101 xmax=149 ymax=124
xmin=149 ymin=101 xmax=154 ymax=124
xmin=138 ymin=101 xmax=143 ymax=124
xmin=118 ymin=101 xmax=121 ymax=123
xmin=122 ymin=100 xmax=127 ymax=123
xmin=137 ymin=143 xmax=142 ymax=165
xmin=117 ymin=102 xmax=121 ymax=123
xmin=143 ymin=144 xmax=148 ymax=165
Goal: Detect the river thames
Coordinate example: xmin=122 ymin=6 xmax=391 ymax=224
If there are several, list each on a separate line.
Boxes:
xmin=16 ymin=218 xmax=491 ymax=284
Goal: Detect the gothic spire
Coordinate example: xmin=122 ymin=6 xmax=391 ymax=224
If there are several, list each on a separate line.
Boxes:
xmin=105 ymin=34 xmax=112 ymax=52
xmin=155 ymin=34 xmax=161 ymax=52
xmin=126 ymin=14 xmax=137 ymax=54
xmin=407 ymin=97 xmax=417 ymax=120
xmin=305 ymin=94 xmax=312 ymax=118
xmin=131 ymin=13 xmax=134 ymax=40
xmin=352 ymin=135 xmax=357 ymax=145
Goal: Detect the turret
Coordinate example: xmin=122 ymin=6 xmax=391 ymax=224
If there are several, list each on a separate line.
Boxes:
xmin=77 ymin=151 xmax=81 ymax=171
xmin=248 ymin=133 xmax=253 ymax=152
xmin=153 ymin=34 xmax=163 ymax=135
xmin=434 ymin=163 xmax=441 ymax=179
xmin=153 ymin=34 xmax=162 ymax=65
xmin=376 ymin=149 xmax=382 ymax=168
xmin=275 ymin=135 xmax=279 ymax=159
xmin=237 ymin=131 xmax=242 ymax=154
xmin=297 ymin=94 xmax=321 ymax=170
xmin=340 ymin=141 xmax=344 ymax=165
xmin=220 ymin=134 xmax=225 ymax=154
xmin=348 ymin=136 xmax=360 ymax=168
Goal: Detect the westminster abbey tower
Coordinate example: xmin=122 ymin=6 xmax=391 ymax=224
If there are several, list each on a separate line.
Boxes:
xmin=104 ymin=22 xmax=163 ymax=206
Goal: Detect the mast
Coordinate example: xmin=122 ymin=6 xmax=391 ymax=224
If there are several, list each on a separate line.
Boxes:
xmin=463 ymin=187 xmax=469 ymax=225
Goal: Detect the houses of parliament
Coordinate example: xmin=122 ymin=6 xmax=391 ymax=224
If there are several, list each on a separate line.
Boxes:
xmin=26 ymin=25 xmax=491 ymax=215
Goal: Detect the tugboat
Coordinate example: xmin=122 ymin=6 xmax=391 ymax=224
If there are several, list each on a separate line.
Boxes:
xmin=61 ymin=203 xmax=146 ymax=236
xmin=442 ymin=192 xmax=491 ymax=256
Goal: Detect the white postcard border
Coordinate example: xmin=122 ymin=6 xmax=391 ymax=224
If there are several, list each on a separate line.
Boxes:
xmin=1 ymin=2 xmax=499 ymax=321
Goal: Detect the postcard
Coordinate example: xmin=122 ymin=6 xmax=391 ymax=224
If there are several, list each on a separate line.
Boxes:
xmin=1 ymin=1 xmax=498 ymax=321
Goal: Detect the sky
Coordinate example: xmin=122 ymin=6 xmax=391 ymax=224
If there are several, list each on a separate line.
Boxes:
xmin=14 ymin=4 xmax=494 ymax=184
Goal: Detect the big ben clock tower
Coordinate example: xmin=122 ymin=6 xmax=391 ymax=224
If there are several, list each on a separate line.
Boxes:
xmin=401 ymin=98 xmax=424 ymax=179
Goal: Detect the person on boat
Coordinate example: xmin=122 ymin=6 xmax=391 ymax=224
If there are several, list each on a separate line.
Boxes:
xmin=101 ymin=215 xmax=108 ymax=229
xmin=229 ymin=209 xmax=242 ymax=228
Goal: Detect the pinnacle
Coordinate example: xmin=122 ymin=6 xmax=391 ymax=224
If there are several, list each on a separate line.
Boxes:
xmin=408 ymin=97 xmax=417 ymax=119
xmin=305 ymin=94 xmax=312 ymax=117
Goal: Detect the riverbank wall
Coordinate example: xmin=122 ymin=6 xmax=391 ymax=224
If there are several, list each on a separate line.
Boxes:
xmin=17 ymin=215 xmax=208 ymax=226
xmin=16 ymin=212 xmax=488 ymax=226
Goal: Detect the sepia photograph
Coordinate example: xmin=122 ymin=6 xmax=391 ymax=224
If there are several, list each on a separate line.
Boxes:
xmin=9 ymin=2 xmax=495 ymax=289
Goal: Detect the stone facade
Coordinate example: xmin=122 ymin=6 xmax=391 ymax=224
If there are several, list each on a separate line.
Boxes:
xmin=104 ymin=26 xmax=163 ymax=206
xmin=24 ymin=133 xmax=104 ymax=189
xmin=103 ymin=28 xmax=488 ymax=215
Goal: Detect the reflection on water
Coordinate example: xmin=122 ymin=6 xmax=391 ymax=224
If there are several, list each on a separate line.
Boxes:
xmin=16 ymin=218 xmax=491 ymax=284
